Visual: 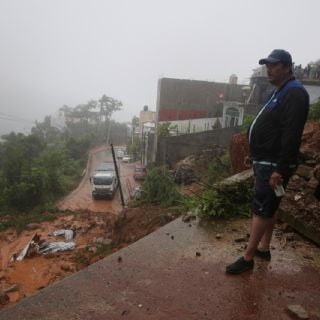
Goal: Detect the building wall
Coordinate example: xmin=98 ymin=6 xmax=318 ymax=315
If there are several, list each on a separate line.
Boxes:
xmin=157 ymin=78 xmax=245 ymax=122
xmin=139 ymin=110 xmax=156 ymax=135
xmin=156 ymin=127 xmax=241 ymax=165
xmin=139 ymin=110 xmax=156 ymax=124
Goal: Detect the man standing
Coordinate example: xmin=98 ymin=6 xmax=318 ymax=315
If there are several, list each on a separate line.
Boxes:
xmin=226 ymin=49 xmax=309 ymax=274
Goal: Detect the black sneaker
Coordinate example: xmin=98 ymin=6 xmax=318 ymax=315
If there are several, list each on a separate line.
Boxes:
xmin=226 ymin=257 xmax=254 ymax=274
xmin=254 ymin=249 xmax=271 ymax=261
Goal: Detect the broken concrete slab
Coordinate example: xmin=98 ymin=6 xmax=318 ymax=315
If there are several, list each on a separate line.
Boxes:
xmin=286 ymin=304 xmax=309 ymax=319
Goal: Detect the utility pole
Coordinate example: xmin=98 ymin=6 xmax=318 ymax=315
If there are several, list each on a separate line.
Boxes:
xmin=144 ymin=131 xmax=148 ymax=165
xmin=110 ymin=143 xmax=125 ymax=210
xmin=140 ymin=127 xmax=144 ymax=164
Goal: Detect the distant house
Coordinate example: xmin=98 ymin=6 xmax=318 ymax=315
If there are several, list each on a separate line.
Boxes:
xmin=156 ymin=77 xmax=246 ymax=134
xmin=139 ymin=105 xmax=156 ymax=136
xmin=248 ymin=65 xmax=320 ymax=107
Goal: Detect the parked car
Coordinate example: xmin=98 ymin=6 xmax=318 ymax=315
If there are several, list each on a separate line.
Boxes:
xmin=122 ymin=154 xmax=132 ymax=163
xmin=133 ymin=163 xmax=147 ymax=180
xmin=116 ymin=149 xmax=125 ymax=159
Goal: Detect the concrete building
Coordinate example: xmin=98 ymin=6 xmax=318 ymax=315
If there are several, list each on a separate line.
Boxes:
xmin=139 ymin=105 xmax=156 ymax=137
xmin=248 ymin=64 xmax=320 ymax=106
xmin=156 ymin=77 xmax=246 ymax=135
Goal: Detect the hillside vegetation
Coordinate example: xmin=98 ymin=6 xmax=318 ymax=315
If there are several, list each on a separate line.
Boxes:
xmin=0 ymin=94 xmax=126 ymax=229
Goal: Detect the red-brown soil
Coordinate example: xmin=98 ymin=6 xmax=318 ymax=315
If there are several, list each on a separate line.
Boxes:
xmin=0 ymin=205 xmax=179 ymax=309
xmin=0 ymin=146 xmax=180 ymax=309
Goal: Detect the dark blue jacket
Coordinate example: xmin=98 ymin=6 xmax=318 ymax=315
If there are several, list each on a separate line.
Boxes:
xmin=248 ymin=77 xmax=309 ymax=175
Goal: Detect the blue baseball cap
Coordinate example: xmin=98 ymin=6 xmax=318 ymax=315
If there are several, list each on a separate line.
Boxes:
xmin=259 ymin=49 xmax=292 ymax=65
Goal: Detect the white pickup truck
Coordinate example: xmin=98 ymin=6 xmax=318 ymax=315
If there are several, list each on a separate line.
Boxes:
xmin=90 ymin=161 xmax=119 ymax=199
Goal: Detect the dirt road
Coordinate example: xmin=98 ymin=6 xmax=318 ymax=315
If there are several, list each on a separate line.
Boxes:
xmin=57 ymin=146 xmax=139 ymax=213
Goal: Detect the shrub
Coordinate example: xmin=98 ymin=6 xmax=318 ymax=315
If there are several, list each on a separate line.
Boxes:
xmin=241 ymin=115 xmax=255 ymax=131
xmin=141 ymin=167 xmax=181 ymax=207
xmin=206 ymin=153 xmax=231 ymax=185
xmin=184 ymin=180 xmax=253 ymax=219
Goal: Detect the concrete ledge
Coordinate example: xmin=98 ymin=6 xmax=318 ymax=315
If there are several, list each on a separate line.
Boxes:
xmin=1 ymin=217 xmax=320 ymax=320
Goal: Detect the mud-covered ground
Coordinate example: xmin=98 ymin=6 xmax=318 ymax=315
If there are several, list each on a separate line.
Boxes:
xmin=0 ymin=205 xmax=180 ymax=309
xmin=1 ymin=138 xmax=320 ymax=311
xmin=0 ymin=146 xmax=181 ymax=309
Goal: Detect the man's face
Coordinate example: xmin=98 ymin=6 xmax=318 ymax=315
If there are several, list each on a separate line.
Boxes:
xmin=266 ymin=62 xmax=291 ymax=87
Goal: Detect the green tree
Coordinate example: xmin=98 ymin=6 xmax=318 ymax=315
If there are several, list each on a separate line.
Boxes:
xmin=241 ymin=115 xmax=255 ymax=131
xmin=157 ymin=122 xmax=171 ymax=137
xmin=31 ymin=116 xmax=62 ymax=144
xmin=0 ymin=94 xmax=126 ymax=215
xmin=0 ymin=133 xmax=46 ymax=209
xmin=128 ymin=136 xmax=141 ymax=161
xmin=59 ymin=104 xmax=73 ymax=117
xmin=66 ymin=136 xmax=91 ymax=160
xmin=99 ymin=95 xmax=122 ymax=118
xmin=131 ymin=115 xmax=139 ymax=126
xmin=99 ymin=95 xmax=123 ymax=144
xmin=72 ymin=104 xmax=92 ymax=124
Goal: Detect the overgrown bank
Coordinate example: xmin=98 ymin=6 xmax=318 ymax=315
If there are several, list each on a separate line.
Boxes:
xmin=131 ymin=148 xmax=253 ymax=221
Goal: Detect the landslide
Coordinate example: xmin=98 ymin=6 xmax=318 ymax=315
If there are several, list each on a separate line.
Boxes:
xmin=0 ymin=205 xmax=179 ymax=309
xmin=0 ymin=144 xmax=181 ymax=310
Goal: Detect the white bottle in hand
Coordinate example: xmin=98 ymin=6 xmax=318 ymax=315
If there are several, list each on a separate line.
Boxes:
xmin=274 ymin=184 xmax=285 ymax=197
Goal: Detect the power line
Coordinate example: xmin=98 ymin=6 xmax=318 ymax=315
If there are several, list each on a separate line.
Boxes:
xmin=0 ymin=112 xmax=35 ymax=124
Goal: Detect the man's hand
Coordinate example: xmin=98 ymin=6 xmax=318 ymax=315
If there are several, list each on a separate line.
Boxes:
xmin=269 ymin=171 xmax=283 ymax=189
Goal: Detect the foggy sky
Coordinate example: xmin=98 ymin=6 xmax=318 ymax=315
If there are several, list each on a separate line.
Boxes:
xmin=0 ymin=0 xmax=319 ymax=135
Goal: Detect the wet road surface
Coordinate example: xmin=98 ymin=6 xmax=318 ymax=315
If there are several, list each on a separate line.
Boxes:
xmin=57 ymin=146 xmax=138 ymax=213
xmin=1 ymin=217 xmax=319 ymax=320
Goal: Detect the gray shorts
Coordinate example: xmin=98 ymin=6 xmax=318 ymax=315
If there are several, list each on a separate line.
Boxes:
xmin=252 ymin=163 xmax=292 ymax=218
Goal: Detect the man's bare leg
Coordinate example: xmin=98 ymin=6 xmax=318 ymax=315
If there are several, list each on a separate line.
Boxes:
xmin=243 ymin=214 xmax=271 ymax=261
xmin=258 ymin=212 xmax=278 ymax=251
